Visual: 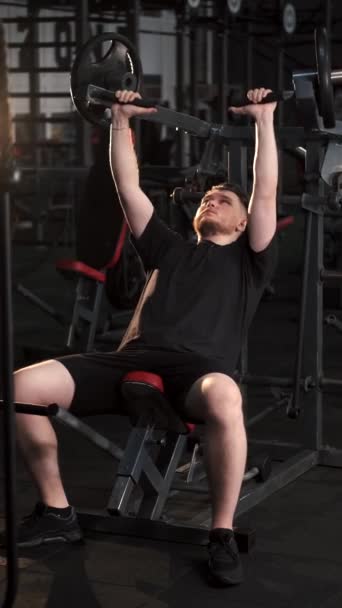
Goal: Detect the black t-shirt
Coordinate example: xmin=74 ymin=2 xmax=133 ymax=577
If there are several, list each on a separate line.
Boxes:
xmin=119 ymin=211 xmax=277 ymax=373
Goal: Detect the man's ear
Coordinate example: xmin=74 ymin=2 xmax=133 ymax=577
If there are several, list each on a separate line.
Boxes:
xmin=236 ymin=217 xmax=248 ymax=233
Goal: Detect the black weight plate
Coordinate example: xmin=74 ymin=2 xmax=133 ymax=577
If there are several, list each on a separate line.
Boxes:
xmin=315 ymin=27 xmax=335 ymax=129
xmin=70 ymin=33 xmax=143 ymax=127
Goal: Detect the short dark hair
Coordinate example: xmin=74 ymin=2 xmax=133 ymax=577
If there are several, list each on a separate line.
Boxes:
xmin=209 ymin=182 xmax=249 ymax=210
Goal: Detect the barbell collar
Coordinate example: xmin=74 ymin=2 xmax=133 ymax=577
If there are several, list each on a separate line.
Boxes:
xmin=292 ymin=69 xmax=342 ymax=87
xmin=331 ymin=70 xmax=342 ymax=83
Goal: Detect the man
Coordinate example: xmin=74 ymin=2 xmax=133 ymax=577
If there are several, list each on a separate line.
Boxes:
xmin=9 ymin=87 xmax=278 ymax=586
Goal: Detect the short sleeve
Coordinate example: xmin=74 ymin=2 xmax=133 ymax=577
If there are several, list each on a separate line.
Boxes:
xmin=130 ymin=210 xmax=183 ymax=271
xmin=245 ymin=235 xmax=278 ymax=288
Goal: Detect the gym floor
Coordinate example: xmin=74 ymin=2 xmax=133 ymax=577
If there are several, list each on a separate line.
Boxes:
xmin=1 ymin=223 xmax=342 ymax=608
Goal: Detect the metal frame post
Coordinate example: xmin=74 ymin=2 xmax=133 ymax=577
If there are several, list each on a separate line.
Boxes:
xmin=75 ymin=0 xmax=92 ymax=167
xmin=299 ymin=142 xmax=324 ymax=450
xmin=175 ymin=9 xmax=185 ymax=166
xmin=127 ymin=0 xmax=141 ymax=159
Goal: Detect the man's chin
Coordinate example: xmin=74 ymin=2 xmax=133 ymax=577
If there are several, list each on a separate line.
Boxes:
xmin=196 ymin=218 xmax=221 ymax=237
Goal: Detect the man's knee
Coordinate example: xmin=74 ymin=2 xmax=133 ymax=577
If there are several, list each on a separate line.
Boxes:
xmin=192 ymin=372 xmax=243 ymax=423
xmin=14 ymin=359 xmax=76 ymax=409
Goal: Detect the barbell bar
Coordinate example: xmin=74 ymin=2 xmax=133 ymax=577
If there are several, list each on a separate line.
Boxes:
xmin=70 ymin=26 xmax=340 ymax=130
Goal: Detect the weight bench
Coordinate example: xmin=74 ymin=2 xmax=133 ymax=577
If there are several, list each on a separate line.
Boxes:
xmin=11 ymin=370 xmax=274 ymax=552
xmin=56 ymin=219 xmax=129 ymax=352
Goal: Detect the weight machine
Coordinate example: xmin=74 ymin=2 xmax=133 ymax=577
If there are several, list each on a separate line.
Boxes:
xmin=2 ymin=11 xmax=342 ymax=608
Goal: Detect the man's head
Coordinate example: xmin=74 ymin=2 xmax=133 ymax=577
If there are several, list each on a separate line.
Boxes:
xmin=193 ymin=182 xmax=249 ymax=244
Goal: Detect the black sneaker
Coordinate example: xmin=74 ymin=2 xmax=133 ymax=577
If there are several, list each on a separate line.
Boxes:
xmin=207 ymin=528 xmax=243 ymax=586
xmin=6 ymin=502 xmax=83 ymax=548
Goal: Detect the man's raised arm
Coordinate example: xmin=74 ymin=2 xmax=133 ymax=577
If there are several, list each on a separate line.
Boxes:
xmin=110 ymin=90 xmax=158 ymax=239
xmin=230 ymin=88 xmax=278 ymax=252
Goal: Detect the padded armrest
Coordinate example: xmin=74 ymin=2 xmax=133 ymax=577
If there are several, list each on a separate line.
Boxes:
xmin=56 ymin=259 xmax=106 ymax=283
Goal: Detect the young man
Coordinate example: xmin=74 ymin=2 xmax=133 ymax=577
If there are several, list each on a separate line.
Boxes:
xmin=8 ymin=88 xmax=278 ymax=586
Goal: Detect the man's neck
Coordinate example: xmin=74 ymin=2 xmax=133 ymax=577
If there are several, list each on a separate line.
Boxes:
xmin=197 ymin=232 xmax=242 ymax=246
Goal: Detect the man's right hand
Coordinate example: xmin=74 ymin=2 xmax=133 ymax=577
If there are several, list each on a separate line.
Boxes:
xmin=111 ymin=89 xmax=158 ymax=124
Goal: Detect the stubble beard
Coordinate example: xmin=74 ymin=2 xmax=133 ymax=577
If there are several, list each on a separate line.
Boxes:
xmin=195 ymin=216 xmax=231 ymax=238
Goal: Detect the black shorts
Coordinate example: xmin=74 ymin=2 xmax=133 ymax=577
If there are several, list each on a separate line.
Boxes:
xmin=57 ymin=344 xmax=229 ymax=418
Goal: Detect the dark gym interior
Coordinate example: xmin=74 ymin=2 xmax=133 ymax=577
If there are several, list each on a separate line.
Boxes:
xmin=1 ymin=1 xmax=342 ymax=606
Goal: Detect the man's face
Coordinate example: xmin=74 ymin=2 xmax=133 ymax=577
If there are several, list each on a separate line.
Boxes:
xmin=193 ymin=188 xmax=247 ymax=238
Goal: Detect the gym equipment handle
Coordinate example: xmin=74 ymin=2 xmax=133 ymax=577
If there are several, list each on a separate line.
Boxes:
xmin=87 ymin=85 xmax=294 ymax=112
xmin=229 ymin=90 xmax=294 ymax=108
xmin=87 ymin=84 xmax=159 ymax=109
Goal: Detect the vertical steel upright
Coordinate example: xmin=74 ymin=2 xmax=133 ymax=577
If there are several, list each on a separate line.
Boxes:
xmin=127 ymin=0 xmax=141 ymax=158
xmin=297 ymin=141 xmax=324 ymax=450
xmin=0 ymin=18 xmax=18 ymax=607
xmin=276 ymin=2 xmax=285 ymax=195
xmin=28 ymin=0 xmax=40 ymax=170
xmin=75 ymin=0 xmax=92 ymax=167
xmin=175 ymin=8 xmax=185 ymax=167
xmin=217 ymin=3 xmax=228 ymax=128
xmin=189 ymin=8 xmax=199 ymax=164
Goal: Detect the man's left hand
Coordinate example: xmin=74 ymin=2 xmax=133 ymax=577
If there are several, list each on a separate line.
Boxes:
xmin=229 ymin=88 xmax=277 ymax=119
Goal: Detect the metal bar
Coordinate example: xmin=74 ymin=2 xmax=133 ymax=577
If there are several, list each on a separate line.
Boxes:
xmin=0 ymin=190 xmax=18 ymax=608
xmin=187 ymin=450 xmax=318 ymax=527
xmin=15 ymin=283 xmax=66 ymax=324
xmin=172 ymin=465 xmax=260 ymax=494
xmin=321 ymin=269 xmax=342 ymax=281
xmin=189 ymin=17 xmax=199 ymax=163
xmin=291 ymin=208 xmax=313 ymax=417
xmin=320 ymin=376 xmax=342 ymax=388
xmin=1 ymin=16 xmax=125 ymax=23
xmin=0 ymin=402 xmax=56 ymax=416
xmin=245 ymin=404 xmax=283 ymax=428
xmin=54 ymin=408 xmax=124 ymax=460
xmin=12 ymin=116 xmax=74 ymax=122
xmin=238 ymin=373 xmax=308 ymax=388
xmin=8 ymin=42 xmax=76 ymax=48
xmin=75 ymin=0 xmax=92 ymax=166
xmin=276 ymin=7 xmax=284 ymax=195
xmin=150 ymin=434 xmax=187 ymax=520
xmin=331 ymin=71 xmax=342 ymax=82
xmin=140 ymin=106 xmax=211 ymax=138
xmin=235 ymin=450 xmax=318 ymax=517
xmin=9 ymin=68 xmax=72 ymax=74
xmin=175 ymin=9 xmax=185 ymax=166
xmin=319 ymin=448 xmax=342 ymax=467
xmin=9 ymin=91 xmax=71 ymax=96
xmin=77 ymin=509 xmax=209 ymax=545
xmin=29 ymin=3 xmax=39 ymax=170
xmin=219 ymin=5 xmax=228 ymax=127
xmin=127 ymin=0 xmax=141 ymax=159
xmin=300 ymin=142 xmax=324 ymax=450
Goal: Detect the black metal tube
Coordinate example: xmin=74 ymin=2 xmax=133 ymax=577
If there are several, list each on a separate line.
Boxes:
xmin=238 ymin=374 xmax=307 ymax=388
xmin=75 ymin=0 xmax=92 ymax=167
xmin=321 ymin=269 xmax=342 ymax=281
xmin=175 ymin=10 xmax=185 ymax=166
xmin=189 ymin=22 xmax=198 ymax=164
xmin=291 ymin=209 xmax=313 ymax=413
xmin=0 ymin=191 xmax=18 ymax=607
xmin=320 ymin=377 xmax=342 ymax=389
xmin=276 ymin=12 xmax=284 ymax=197
xmin=219 ymin=7 xmax=228 ymax=127
xmin=2 ymin=403 xmax=58 ymax=416
xmin=127 ymin=0 xmax=141 ymax=159
xmin=325 ymin=0 xmax=332 ymax=35
xmin=53 ymin=408 xmax=124 ymax=460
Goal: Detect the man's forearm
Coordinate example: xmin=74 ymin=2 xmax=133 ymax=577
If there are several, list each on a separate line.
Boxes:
xmin=109 ymin=115 xmax=139 ymax=193
xmin=251 ymin=114 xmax=278 ymax=203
